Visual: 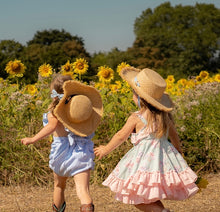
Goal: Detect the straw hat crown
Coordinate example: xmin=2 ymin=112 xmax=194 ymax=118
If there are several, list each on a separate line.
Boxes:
xmin=54 ymin=80 xmax=103 ymax=137
xmin=120 ymin=67 xmax=173 ymax=112
xmin=67 ymin=95 xmax=93 ymax=123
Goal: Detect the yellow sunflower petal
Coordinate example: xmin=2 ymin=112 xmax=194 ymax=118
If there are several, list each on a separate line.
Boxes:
xmin=38 ymin=63 xmax=53 ymax=77
xmin=166 ymin=75 xmax=175 ymax=83
xmin=97 ymin=65 xmax=114 ymax=83
xmin=5 ymin=59 xmax=26 ymax=77
xmin=117 ymin=62 xmax=130 ymax=75
xmin=199 ymin=70 xmax=209 ymax=79
xmin=61 ymin=60 xmax=73 ymax=73
xmin=73 ymin=58 xmax=88 ymax=75
xmin=214 ymin=74 xmax=220 ymax=82
xmin=25 ymin=84 xmax=38 ymax=95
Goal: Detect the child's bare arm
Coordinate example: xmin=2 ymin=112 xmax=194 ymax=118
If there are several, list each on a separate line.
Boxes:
xmin=21 ymin=113 xmax=58 ymax=145
xmin=94 ymin=114 xmax=137 ymax=160
xmin=168 ymin=122 xmax=182 ymax=154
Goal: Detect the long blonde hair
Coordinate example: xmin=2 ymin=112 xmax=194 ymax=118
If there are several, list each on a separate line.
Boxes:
xmin=139 ymin=95 xmax=173 ymax=138
xmin=48 ymin=74 xmax=72 ymax=114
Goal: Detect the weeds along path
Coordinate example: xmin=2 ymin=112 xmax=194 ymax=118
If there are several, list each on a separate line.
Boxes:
xmin=0 ymin=173 xmax=219 ymax=212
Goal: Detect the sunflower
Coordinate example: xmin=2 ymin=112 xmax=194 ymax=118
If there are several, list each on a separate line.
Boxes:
xmin=175 ymin=90 xmax=182 ymax=96
xmin=166 ymin=75 xmax=175 ymax=83
xmin=185 ymin=79 xmax=196 ymax=89
xmin=115 ymin=80 xmax=122 ymax=89
xmin=166 ymin=83 xmax=173 ymax=90
xmin=61 ymin=71 xmax=76 ymax=79
xmin=177 ymin=79 xmax=187 ymax=87
xmin=120 ymin=81 xmax=132 ymax=94
xmin=73 ymin=58 xmax=88 ymax=75
xmin=117 ymin=62 xmax=130 ymax=75
xmin=61 ymin=60 xmax=73 ymax=73
xmin=61 ymin=60 xmax=75 ymax=79
xmin=94 ymin=82 xmax=107 ymax=90
xmin=109 ymin=83 xmax=121 ymax=93
xmin=214 ymin=74 xmax=220 ymax=82
xmin=38 ymin=63 xmax=53 ymax=77
xmin=25 ymin=84 xmax=38 ymax=95
xmin=199 ymin=71 xmax=209 ymax=80
xmin=97 ymin=65 xmax=114 ymax=83
xmin=196 ymin=75 xmax=202 ymax=83
xmin=5 ymin=59 xmax=26 ymax=77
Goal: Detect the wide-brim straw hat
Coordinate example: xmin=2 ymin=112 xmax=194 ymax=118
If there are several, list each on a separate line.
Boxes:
xmin=54 ymin=80 xmax=103 ymax=137
xmin=120 ymin=67 xmax=173 ymax=112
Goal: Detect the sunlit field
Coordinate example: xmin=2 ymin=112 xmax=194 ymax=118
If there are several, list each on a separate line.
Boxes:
xmin=0 ymin=59 xmax=219 ymax=187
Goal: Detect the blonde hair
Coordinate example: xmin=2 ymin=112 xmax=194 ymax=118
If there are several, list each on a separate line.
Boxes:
xmin=139 ymin=96 xmax=173 ymax=138
xmin=48 ymin=74 xmax=72 ymax=114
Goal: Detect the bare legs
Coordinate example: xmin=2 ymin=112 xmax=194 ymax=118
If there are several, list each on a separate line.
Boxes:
xmin=74 ymin=170 xmax=94 ymax=211
xmin=134 ymin=200 xmax=170 ymax=212
xmin=53 ymin=170 xmax=93 ymax=211
xmin=74 ymin=170 xmax=93 ymax=205
xmin=53 ymin=172 xmax=68 ymax=209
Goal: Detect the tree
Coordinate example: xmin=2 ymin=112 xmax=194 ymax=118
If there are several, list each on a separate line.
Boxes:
xmin=22 ymin=29 xmax=91 ymax=83
xmin=133 ymin=2 xmax=220 ymax=78
xmin=27 ymin=29 xmax=84 ymax=46
xmin=0 ymin=40 xmax=24 ymax=79
xmin=91 ymin=48 xmax=131 ymax=81
xmin=127 ymin=38 xmax=167 ymax=70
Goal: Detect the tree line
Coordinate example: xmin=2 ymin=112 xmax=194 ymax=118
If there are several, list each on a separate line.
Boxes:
xmin=1 ymin=2 xmax=220 ymax=83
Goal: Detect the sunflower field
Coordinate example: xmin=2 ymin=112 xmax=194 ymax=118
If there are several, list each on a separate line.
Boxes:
xmin=0 ymin=59 xmax=219 ymax=185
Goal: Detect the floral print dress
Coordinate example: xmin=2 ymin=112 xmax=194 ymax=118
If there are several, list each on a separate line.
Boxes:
xmin=102 ymin=113 xmax=198 ymax=204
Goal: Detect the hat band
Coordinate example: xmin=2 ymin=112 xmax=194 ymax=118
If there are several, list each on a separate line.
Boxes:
xmin=134 ymin=76 xmax=140 ymax=87
xmin=65 ymin=94 xmax=78 ymax=104
xmin=134 ymin=77 xmax=141 ymax=108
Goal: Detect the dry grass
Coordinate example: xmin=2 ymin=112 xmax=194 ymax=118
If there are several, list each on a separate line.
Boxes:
xmin=0 ymin=173 xmax=219 ymax=212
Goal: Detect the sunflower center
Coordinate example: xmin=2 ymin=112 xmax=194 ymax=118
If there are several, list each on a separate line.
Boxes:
xmin=167 ymin=84 xmax=172 ymax=89
xmin=76 ymin=63 xmax=84 ymax=70
xmin=102 ymin=70 xmax=110 ymax=78
xmin=65 ymin=65 xmax=71 ymax=72
xmin=201 ymin=73 xmax=207 ymax=78
xmin=197 ymin=77 xmax=202 ymax=81
xmin=12 ymin=63 xmax=21 ymax=73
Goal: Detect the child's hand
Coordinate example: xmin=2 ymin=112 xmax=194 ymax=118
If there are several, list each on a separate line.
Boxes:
xmin=94 ymin=145 xmax=108 ymax=160
xmin=21 ymin=137 xmax=34 ymax=145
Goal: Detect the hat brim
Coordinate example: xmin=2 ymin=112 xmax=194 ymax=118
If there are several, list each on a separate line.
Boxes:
xmin=54 ymin=80 xmax=103 ymax=137
xmin=120 ymin=67 xmax=173 ymax=112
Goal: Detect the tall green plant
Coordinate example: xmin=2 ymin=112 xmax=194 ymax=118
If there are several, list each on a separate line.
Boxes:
xmin=92 ymin=88 xmax=136 ymax=183
xmin=0 ymin=79 xmax=53 ymax=185
xmin=173 ymin=82 xmax=220 ymax=172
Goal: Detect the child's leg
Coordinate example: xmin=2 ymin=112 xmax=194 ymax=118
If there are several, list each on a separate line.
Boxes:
xmin=135 ymin=200 xmax=169 ymax=212
xmin=73 ymin=169 xmax=92 ymax=204
xmin=53 ymin=172 xmax=68 ymax=209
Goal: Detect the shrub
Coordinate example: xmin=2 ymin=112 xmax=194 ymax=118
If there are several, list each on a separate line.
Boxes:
xmin=0 ymin=79 xmax=53 ymax=185
xmin=173 ymin=82 xmax=220 ymax=173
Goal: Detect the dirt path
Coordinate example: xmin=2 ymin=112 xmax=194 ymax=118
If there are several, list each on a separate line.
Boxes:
xmin=0 ymin=173 xmax=219 ymax=212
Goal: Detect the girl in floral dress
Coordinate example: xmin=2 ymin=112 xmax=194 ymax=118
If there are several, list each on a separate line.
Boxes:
xmin=94 ymin=67 xmax=198 ymax=212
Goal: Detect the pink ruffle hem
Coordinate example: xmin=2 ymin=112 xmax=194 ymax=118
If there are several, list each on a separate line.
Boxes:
xmin=102 ymin=167 xmax=199 ymax=205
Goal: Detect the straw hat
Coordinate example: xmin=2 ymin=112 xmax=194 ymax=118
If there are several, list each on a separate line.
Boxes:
xmin=54 ymin=80 xmax=103 ymax=137
xmin=120 ymin=67 xmax=173 ymax=112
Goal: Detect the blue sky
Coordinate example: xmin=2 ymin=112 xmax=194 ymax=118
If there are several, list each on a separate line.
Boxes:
xmin=0 ymin=0 xmax=219 ymax=54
